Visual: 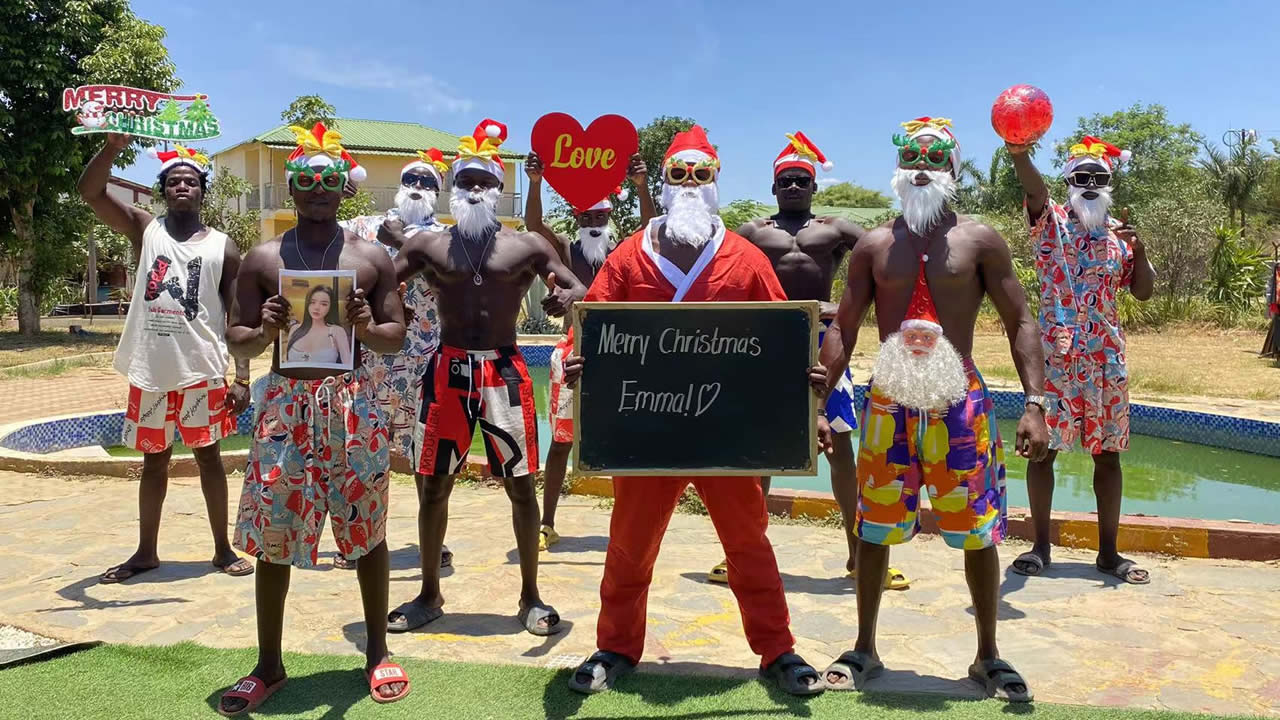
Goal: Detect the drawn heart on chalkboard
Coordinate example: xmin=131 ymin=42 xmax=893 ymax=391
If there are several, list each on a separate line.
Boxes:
xmin=695 ymin=382 xmax=721 ymax=417
xmin=530 ymin=112 xmax=638 ymax=213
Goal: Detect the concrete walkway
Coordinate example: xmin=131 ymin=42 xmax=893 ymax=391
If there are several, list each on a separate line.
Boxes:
xmin=1 ymin=470 xmax=1277 ymax=716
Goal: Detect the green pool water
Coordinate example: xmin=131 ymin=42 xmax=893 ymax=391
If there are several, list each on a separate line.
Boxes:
xmin=107 ymin=366 xmax=1279 ymax=524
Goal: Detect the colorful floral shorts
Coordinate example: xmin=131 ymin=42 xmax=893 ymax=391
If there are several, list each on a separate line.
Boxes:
xmin=123 ymin=379 xmax=235 ymax=453
xmin=234 ymin=370 xmax=390 ymax=568
xmin=819 ymin=319 xmax=858 ymax=434
xmin=855 ymin=362 xmax=1007 ymax=550
xmin=362 ymin=348 xmax=429 ymax=460
xmin=1044 ymin=356 xmax=1130 ymax=455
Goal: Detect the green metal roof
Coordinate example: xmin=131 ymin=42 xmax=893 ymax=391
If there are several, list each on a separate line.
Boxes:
xmin=757 ymin=205 xmax=897 ymax=225
xmin=247 ymin=117 xmax=525 ymax=159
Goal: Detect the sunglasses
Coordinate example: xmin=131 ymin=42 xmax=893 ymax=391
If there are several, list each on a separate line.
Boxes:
xmin=286 ymin=159 xmax=349 ymax=193
xmin=401 ymin=173 xmax=439 ymax=190
xmin=893 ymin=134 xmax=955 ymax=169
xmin=664 ymin=160 xmax=717 ymax=186
xmin=1067 ymin=171 xmax=1111 ymax=188
xmin=776 ymin=175 xmax=813 ymax=189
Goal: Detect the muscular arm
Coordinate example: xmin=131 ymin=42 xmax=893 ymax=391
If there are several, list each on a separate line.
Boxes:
xmin=360 ymin=248 xmax=407 ymax=354
xmin=830 ymin=217 xmax=865 ymax=252
xmin=819 ymin=241 xmax=876 ymax=393
xmin=1129 ymin=245 xmax=1156 ymax=301
xmin=636 ymin=183 xmax=658 ymax=228
xmin=226 ymin=246 xmax=275 ymax=359
xmin=533 ymin=237 xmax=587 ymax=301
xmin=77 ymin=137 xmax=152 ymax=259
xmin=977 ymin=225 xmax=1045 ymax=396
xmin=394 ymin=231 xmax=434 ymax=284
xmin=523 ymin=175 xmax=571 ymax=267
xmin=1008 ymin=146 xmax=1049 ymax=222
xmin=219 ymin=240 xmax=251 ymax=380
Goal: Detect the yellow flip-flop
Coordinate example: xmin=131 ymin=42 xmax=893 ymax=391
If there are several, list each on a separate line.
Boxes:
xmin=707 ymin=560 xmax=729 ymax=584
xmin=539 ymin=524 xmax=560 ymax=552
xmin=848 ymin=567 xmax=911 ymax=591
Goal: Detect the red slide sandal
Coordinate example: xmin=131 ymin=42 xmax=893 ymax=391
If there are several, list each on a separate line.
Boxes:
xmin=217 ymin=675 xmax=286 ymax=717
xmin=368 ymin=662 xmax=412 ymax=704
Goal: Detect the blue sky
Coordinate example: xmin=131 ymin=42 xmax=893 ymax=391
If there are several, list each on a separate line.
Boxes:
xmin=123 ymin=0 xmax=1280 ymax=207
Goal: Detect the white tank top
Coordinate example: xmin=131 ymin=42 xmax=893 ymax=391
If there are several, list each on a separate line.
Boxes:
xmin=113 ymin=218 xmax=231 ymax=392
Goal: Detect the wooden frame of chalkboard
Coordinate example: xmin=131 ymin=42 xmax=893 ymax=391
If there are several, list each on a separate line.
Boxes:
xmin=570 ymin=300 xmax=820 ymax=476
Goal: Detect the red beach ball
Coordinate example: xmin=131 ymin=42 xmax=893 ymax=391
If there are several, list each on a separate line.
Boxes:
xmin=991 ymin=84 xmax=1053 ymax=145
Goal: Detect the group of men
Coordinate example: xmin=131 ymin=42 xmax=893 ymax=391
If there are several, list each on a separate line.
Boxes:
xmin=76 ymin=107 xmax=1154 ymax=713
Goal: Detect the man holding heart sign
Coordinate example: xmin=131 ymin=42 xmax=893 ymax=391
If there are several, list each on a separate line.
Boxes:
xmin=560 ymin=126 xmax=829 ymax=697
xmin=384 ymin=118 xmax=587 ymax=637
xmin=524 ymin=147 xmax=656 ymax=551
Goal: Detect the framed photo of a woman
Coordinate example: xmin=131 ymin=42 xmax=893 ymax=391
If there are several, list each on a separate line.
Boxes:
xmin=279 ymin=270 xmax=357 ymax=371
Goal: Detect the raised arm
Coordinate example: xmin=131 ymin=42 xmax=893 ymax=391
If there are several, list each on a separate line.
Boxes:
xmin=533 ymin=234 xmax=587 ymax=317
xmin=977 ymin=224 xmax=1048 ymax=459
xmin=219 ymin=239 xmax=252 ymax=412
xmin=819 ymin=241 xmax=875 ymax=391
xmin=392 ymin=227 xmax=436 ymax=284
xmin=1006 ymin=143 xmax=1050 ymax=222
xmin=77 ymin=134 xmax=153 ymax=258
xmin=226 ymin=245 xmax=286 ymax=359
xmin=522 ymin=151 xmax=571 ymax=266
xmin=627 ymin=153 xmax=658 ymax=227
xmin=350 ymin=247 xmax=407 ymax=355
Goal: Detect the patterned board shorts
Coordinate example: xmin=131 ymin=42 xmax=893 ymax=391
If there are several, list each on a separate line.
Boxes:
xmin=855 ymin=362 xmax=1007 ymax=550
xmin=1045 ymin=356 xmax=1130 ymax=455
xmin=123 ymin=379 xmax=236 ymax=454
xmin=819 ymin=319 xmax=858 ymax=434
xmin=549 ymin=335 xmax=575 ymax=445
xmin=362 ymin=348 xmax=429 ymax=460
xmin=415 ymin=345 xmax=539 ymax=479
xmin=234 ymin=370 xmax=390 ymax=568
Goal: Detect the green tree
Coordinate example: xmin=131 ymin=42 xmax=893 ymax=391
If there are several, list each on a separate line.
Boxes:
xmin=1200 ymin=138 xmax=1270 ymax=230
xmin=201 ymin=171 xmax=262 ymax=254
xmin=281 ymin=94 xmax=337 ymax=128
xmin=156 ymin=99 xmax=183 ymax=123
xmin=718 ymin=199 xmax=770 ymax=232
xmin=337 ymin=189 xmax=376 ymax=224
xmin=0 ymin=1 xmax=179 ymax=334
xmin=812 ymin=182 xmax=893 ymax=208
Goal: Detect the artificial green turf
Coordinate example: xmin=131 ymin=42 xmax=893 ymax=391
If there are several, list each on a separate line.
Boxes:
xmin=0 ymin=643 xmax=1260 ymax=720
xmin=104 ymin=435 xmax=255 ymax=457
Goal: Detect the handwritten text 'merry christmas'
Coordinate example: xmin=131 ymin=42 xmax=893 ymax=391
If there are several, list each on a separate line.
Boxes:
xmin=596 ymin=323 xmax=762 ymax=367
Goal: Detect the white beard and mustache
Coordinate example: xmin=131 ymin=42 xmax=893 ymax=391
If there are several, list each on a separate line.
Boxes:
xmin=577 ymin=225 xmax=612 ymax=266
xmin=1068 ymin=184 xmax=1114 ymax=231
xmin=891 ymin=168 xmax=957 ymax=236
xmin=661 ymin=182 xmax=720 ymax=247
xmin=871 ymin=331 xmax=969 ymax=412
xmin=450 ymin=186 xmax=501 ymax=240
xmin=394 ymin=185 xmax=437 ymax=227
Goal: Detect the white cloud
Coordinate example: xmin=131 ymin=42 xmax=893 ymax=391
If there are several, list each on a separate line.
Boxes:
xmin=816 ymin=177 xmax=844 ymax=188
xmin=275 ymin=46 xmax=473 ymax=114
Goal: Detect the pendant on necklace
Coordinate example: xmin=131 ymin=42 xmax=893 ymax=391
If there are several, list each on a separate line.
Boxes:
xmin=473 ymin=273 xmax=483 ymax=286
xmin=922 ymin=253 xmax=930 ymax=262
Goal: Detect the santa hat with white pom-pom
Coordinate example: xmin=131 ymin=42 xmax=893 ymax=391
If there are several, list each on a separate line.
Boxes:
xmin=150 ymin=144 xmax=209 ymax=177
xmin=1065 ymin=135 xmax=1131 ymax=174
xmin=283 ymin=122 xmax=367 ymax=183
xmin=453 ymin=118 xmax=508 ymax=180
xmin=774 ymin=131 xmax=833 ymax=177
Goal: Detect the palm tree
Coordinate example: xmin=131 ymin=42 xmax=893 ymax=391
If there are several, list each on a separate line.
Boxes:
xmin=1200 ymin=140 xmax=1269 ymax=230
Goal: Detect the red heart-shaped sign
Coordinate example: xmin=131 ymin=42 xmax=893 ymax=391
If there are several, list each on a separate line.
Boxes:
xmin=530 ymin=113 xmax=638 ymax=213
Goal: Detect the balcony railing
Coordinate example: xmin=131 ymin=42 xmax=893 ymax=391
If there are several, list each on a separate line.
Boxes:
xmin=246 ymin=184 xmax=522 ymax=218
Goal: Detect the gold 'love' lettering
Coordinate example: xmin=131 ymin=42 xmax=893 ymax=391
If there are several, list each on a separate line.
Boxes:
xmin=550 ymin=133 xmax=618 ymax=170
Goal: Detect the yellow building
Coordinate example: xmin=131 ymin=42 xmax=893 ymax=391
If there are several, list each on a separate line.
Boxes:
xmin=209 ymin=117 xmax=526 ymax=242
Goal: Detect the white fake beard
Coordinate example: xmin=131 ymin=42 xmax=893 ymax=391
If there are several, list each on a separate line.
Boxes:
xmin=1068 ymin=185 xmax=1114 ymax=231
xmin=577 ymin=226 xmax=612 ymax=266
xmin=395 ymin=185 xmax=436 ymax=227
xmin=661 ymin=183 xmax=720 ymax=247
xmin=450 ymin=186 xmax=501 ymax=240
xmin=891 ymin=168 xmax=956 ymax=236
xmin=871 ymin=332 xmax=969 ymax=412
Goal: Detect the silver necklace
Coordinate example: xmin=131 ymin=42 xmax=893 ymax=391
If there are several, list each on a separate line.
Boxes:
xmin=457 ymin=227 xmax=496 ymax=286
xmin=293 ymin=227 xmax=342 ymax=271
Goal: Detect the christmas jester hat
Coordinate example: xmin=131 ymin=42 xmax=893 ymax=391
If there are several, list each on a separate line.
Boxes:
xmin=1064 ymin=135 xmax=1131 ymax=174
xmin=453 ymin=119 xmax=508 ymax=180
xmin=893 ymin=116 xmax=961 ymax=178
xmin=401 ymin=148 xmax=450 ymax=185
xmin=284 ymin=122 xmax=367 ymax=191
xmin=773 ymin=131 xmax=833 ymax=176
xmin=149 ymin=145 xmax=209 ymax=177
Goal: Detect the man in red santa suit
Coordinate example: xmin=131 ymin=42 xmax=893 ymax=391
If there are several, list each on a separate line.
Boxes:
xmin=560 ymin=126 xmax=828 ymax=697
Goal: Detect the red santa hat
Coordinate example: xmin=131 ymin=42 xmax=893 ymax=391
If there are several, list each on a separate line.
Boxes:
xmin=900 ymin=263 xmax=943 ymax=335
xmin=149 ymin=144 xmax=209 ymax=176
xmin=774 ymin=131 xmax=833 ymax=176
xmin=901 ymin=116 xmax=961 ymax=178
xmin=401 ymin=148 xmax=449 ymax=184
xmin=453 ymin=118 xmax=508 ymax=180
xmin=663 ymin=125 xmax=719 ymax=172
xmin=285 ymin=123 xmax=367 ymax=183
xmin=1065 ymin=136 xmax=1131 ymax=174
xmin=581 ymin=185 xmax=622 ymax=214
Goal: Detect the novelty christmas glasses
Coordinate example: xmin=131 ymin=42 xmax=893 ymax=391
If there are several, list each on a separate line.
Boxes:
xmin=893 ymin=135 xmax=955 ymax=168
xmin=285 ymin=159 xmax=350 ymax=192
xmin=664 ymin=157 xmax=718 ymax=186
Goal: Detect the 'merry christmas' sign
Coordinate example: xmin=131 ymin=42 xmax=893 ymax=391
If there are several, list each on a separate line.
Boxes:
xmin=63 ymin=85 xmax=220 ymax=142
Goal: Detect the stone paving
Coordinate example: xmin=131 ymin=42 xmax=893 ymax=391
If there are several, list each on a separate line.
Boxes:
xmin=1 ymin=470 xmax=1278 ymax=716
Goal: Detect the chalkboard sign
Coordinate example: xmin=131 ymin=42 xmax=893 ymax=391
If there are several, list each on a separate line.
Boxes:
xmin=572 ymin=301 xmax=819 ymax=476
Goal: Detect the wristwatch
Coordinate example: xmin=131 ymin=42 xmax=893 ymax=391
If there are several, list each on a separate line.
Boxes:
xmin=1024 ymin=394 xmax=1047 ymax=411
xmin=234 ymin=378 xmax=251 ymax=389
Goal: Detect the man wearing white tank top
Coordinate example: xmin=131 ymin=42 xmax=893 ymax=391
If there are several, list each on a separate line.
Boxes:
xmin=78 ymin=133 xmax=253 ymax=583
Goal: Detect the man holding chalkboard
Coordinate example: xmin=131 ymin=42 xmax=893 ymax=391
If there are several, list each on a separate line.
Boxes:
xmin=384 ymin=119 xmax=587 ymax=636
xmin=561 ymin=126 xmax=828 ymax=696
xmin=731 ymin=131 xmax=909 ymax=591
xmin=818 ymin=117 xmax=1048 ymax=701
xmin=524 ymin=150 xmax=655 ymax=552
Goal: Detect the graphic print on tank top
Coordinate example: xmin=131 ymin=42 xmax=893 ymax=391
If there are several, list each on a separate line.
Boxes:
xmin=141 ymin=254 xmax=203 ymax=334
